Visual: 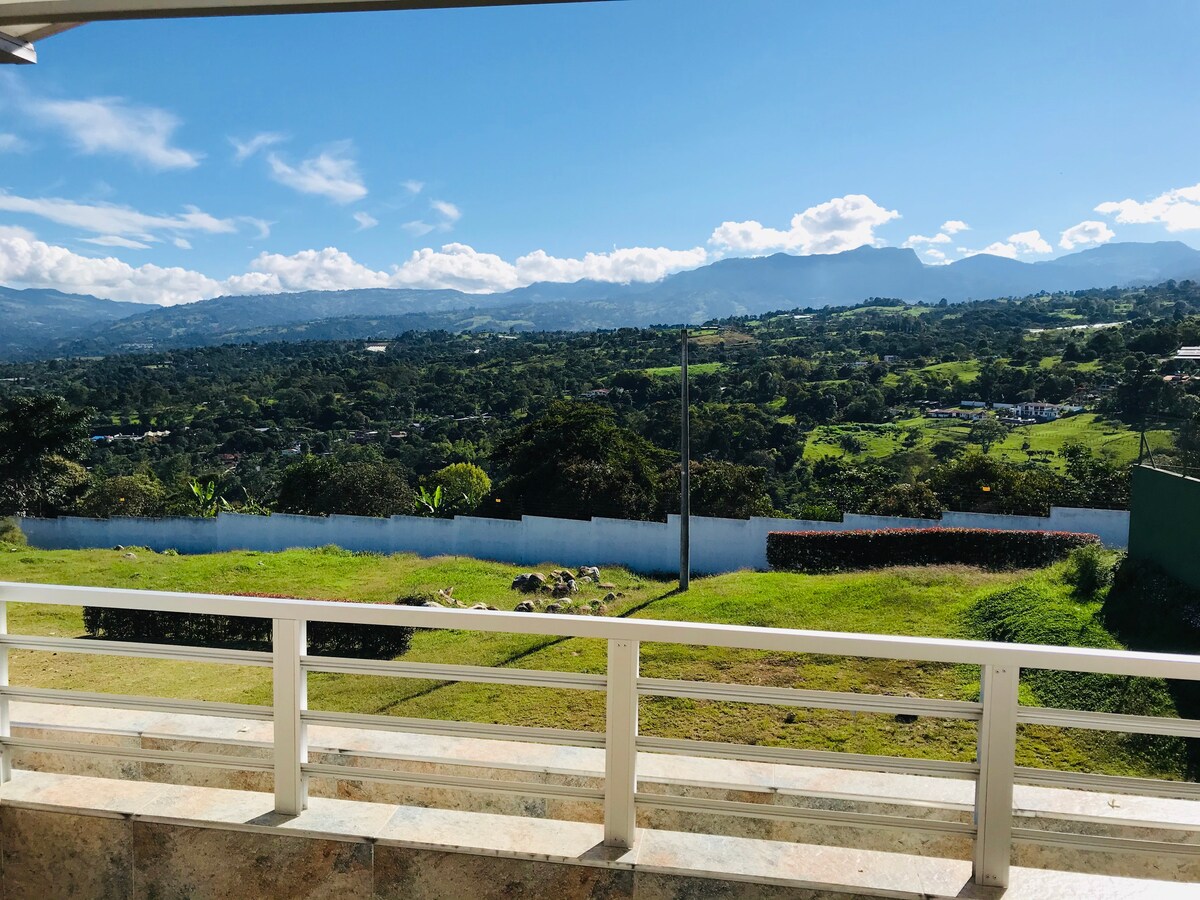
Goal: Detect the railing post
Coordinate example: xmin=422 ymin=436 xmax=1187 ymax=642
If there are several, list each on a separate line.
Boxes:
xmin=0 ymin=600 xmax=10 ymax=783
xmin=974 ymin=663 xmax=1019 ymax=888
xmin=272 ymin=617 xmax=307 ymax=815
xmin=604 ymin=638 xmax=639 ymax=848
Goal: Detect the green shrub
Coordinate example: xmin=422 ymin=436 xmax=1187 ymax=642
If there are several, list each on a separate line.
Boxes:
xmin=83 ymin=591 xmax=413 ymax=660
xmin=1065 ymin=545 xmax=1118 ymax=598
xmin=767 ymin=528 xmax=1098 ymax=573
xmin=0 ymin=517 xmax=26 ymax=547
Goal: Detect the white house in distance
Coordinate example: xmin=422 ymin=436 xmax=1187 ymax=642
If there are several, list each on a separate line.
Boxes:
xmin=1014 ymin=401 xmax=1065 ymax=421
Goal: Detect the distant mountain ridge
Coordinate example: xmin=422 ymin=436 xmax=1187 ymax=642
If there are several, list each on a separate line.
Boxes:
xmin=0 ymin=286 xmax=147 ymax=359
xmin=3 ymin=241 xmax=1199 ymax=359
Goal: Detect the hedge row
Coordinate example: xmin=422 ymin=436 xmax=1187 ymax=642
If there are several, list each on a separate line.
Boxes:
xmin=766 ymin=527 xmax=1099 ymax=573
xmin=82 ymin=591 xmax=413 ymax=659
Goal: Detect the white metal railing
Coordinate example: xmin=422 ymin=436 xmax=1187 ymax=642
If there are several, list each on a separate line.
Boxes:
xmin=2 ymin=582 xmax=1200 ymax=889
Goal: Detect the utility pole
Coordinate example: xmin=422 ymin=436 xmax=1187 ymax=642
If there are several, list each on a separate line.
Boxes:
xmin=680 ymin=326 xmax=691 ymax=591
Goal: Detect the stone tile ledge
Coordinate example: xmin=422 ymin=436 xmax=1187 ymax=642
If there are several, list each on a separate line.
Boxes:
xmin=1 ymin=770 xmax=1194 ymax=899
xmin=12 ymin=700 xmax=1200 ymax=833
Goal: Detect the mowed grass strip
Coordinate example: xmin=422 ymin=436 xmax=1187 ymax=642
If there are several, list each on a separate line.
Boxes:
xmin=0 ymin=547 xmax=1172 ymax=776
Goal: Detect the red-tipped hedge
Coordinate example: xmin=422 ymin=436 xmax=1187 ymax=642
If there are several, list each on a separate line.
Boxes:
xmin=766 ymin=527 xmax=1099 ymax=573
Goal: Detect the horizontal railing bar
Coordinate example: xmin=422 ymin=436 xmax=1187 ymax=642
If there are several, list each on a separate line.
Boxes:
xmin=2 ymin=686 xmax=274 ymax=720
xmin=1 ymin=736 xmax=273 ymax=771
xmin=639 ymin=677 xmax=982 ymax=720
xmin=302 ymin=762 xmax=605 ymax=802
xmin=635 ymin=792 xmax=975 ymax=836
xmin=0 ymin=634 xmax=273 ymax=667
xmin=5 ymin=582 xmax=1200 ymax=680
xmin=302 ymin=709 xmax=605 ymax=748
xmin=1014 ymin=766 xmax=1200 ymax=800
xmin=1012 ymin=826 xmax=1200 ymax=856
xmin=1017 ymin=706 xmax=1200 ymax=739
xmin=638 ymin=736 xmax=980 ymax=780
xmin=302 ymin=656 xmax=606 ymax=691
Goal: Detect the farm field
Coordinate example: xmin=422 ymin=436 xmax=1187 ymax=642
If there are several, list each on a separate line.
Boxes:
xmin=0 ymin=545 xmax=1183 ymax=780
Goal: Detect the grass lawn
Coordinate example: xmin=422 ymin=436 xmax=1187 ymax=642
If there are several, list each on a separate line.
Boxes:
xmin=802 ymin=413 xmax=1172 ymax=469
xmin=918 ymin=360 xmax=982 ymax=383
xmin=990 ymin=414 xmax=1174 ymax=467
xmin=644 ymin=362 xmax=726 ymax=378
xmin=0 ymin=545 xmax=1181 ymax=778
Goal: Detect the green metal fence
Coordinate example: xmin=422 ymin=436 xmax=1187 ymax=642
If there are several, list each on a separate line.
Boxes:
xmin=1128 ymin=465 xmax=1200 ymax=590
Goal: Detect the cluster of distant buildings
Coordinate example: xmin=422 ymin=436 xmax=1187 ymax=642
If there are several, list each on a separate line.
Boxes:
xmin=89 ymin=428 xmax=171 ymax=444
xmin=925 ymin=400 xmax=1084 ymax=426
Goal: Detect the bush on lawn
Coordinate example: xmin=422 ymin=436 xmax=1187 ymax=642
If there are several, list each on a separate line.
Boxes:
xmin=766 ymin=527 xmax=1098 ymax=573
xmin=83 ymin=591 xmax=413 ymax=659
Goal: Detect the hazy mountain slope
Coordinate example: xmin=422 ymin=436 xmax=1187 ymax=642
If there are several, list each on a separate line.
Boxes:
xmin=0 ymin=287 xmax=146 ymax=359
xmin=6 ymin=241 xmax=1200 ymax=358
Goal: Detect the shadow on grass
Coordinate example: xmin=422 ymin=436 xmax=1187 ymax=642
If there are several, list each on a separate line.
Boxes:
xmin=377 ymin=586 xmax=685 ymax=712
xmin=1102 ymin=557 xmax=1200 ymax=778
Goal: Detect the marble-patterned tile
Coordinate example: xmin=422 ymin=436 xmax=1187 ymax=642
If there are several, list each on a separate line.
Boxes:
xmin=0 ymin=768 xmax=166 ymax=815
xmin=0 ymin=807 xmax=133 ymax=899
xmin=634 ymin=830 xmax=931 ymax=898
xmin=250 ymin=795 xmax=399 ymax=840
xmin=633 ymin=872 xmax=880 ymax=899
xmin=132 ymin=821 xmax=372 ymax=900
xmin=377 ymin=803 xmax=618 ymax=861
xmin=135 ymin=782 xmax=278 ymax=825
xmin=373 ymin=845 xmax=635 ymax=900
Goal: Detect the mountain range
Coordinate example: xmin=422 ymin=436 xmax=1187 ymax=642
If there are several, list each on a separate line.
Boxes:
xmin=3 ymin=241 xmax=1199 ymax=360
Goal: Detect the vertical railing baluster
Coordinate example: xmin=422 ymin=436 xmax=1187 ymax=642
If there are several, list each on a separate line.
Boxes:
xmin=0 ymin=599 xmax=10 ymax=783
xmin=974 ymin=663 xmax=1019 ymax=888
xmin=603 ymin=638 xmax=639 ymax=848
xmin=272 ymin=617 xmax=307 ymax=815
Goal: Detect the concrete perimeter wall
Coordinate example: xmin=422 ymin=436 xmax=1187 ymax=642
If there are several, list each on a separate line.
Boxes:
xmin=18 ymin=505 xmax=1130 ymax=575
xmin=1129 ymin=465 xmax=1200 ymax=590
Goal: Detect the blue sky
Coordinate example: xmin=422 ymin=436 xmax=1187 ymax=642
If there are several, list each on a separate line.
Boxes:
xmin=1 ymin=0 xmax=1199 ymax=304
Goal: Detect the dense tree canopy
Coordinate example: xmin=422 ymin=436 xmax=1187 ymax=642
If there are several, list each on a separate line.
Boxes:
xmin=0 ymin=281 xmax=1196 ymax=523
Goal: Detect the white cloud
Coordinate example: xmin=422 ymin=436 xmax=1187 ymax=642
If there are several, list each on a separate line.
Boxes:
xmin=402 ymin=220 xmax=435 ymax=237
xmin=239 ymin=217 xmax=272 ymax=240
xmin=969 ymin=229 xmax=1053 ymax=259
xmin=0 ymin=192 xmax=236 ymax=240
xmin=267 ymin=144 xmax=367 ymax=204
xmin=902 ymin=232 xmax=952 ymax=247
xmin=33 ymin=96 xmax=200 ymax=170
xmin=230 ymin=132 xmax=285 ymax=163
xmin=941 ymin=220 xmax=970 ymax=235
xmin=923 ymin=248 xmax=947 ymax=263
xmin=353 ymin=212 xmax=379 ymax=231
xmin=391 ymin=244 xmax=519 ymax=292
xmin=0 ymin=231 xmax=224 ymax=304
xmin=173 ymin=237 xmax=193 ymax=250
xmin=82 ymin=235 xmax=151 ymax=250
xmin=246 ymin=247 xmax=391 ymax=292
xmin=515 ymin=246 xmax=708 ymax=285
xmin=709 ymin=194 xmax=900 ymax=255
xmin=1059 ymin=220 xmax=1115 ymax=250
xmin=403 ymin=180 xmax=425 ymax=194
xmin=430 ymin=200 xmax=461 ymax=224
xmin=405 ymin=199 xmax=462 ymax=236
xmin=1095 ymin=183 xmax=1200 ymax=232
xmin=0 ymin=133 xmax=27 ymax=152
xmin=0 ymin=225 xmax=35 ymax=241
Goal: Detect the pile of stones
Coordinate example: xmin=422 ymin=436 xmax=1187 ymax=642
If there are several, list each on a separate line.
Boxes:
xmin=509 ymin=565 xmax=621 ymax=615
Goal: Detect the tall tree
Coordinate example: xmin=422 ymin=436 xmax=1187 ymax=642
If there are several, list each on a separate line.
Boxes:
xmin=494 ymin=401 xmax=672 ymax=520
xmin=0 ymin=394 xmax=92 ymax=517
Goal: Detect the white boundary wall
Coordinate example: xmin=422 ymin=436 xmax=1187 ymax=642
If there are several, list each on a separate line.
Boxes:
xmin=17 ymin=506 xmax=1130 ymax=575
